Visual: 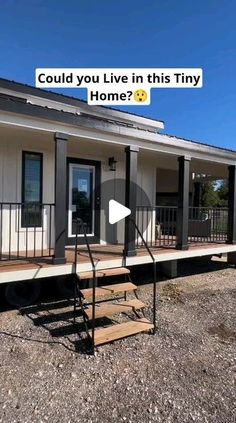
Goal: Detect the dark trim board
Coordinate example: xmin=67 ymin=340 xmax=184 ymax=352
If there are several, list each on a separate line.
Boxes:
xmin=124 ymin=146 xmax=139 ymax=257
xmin=53 ymin=133 xmax=68 ymax=264
xmin=176 ymin=156 xmax=191 ymax=250
xmin=21 ymin=150 xmax=43 ymax=228
xmin=66 ymin=157 xmax=101 ymax=245
xmin=227 ymin=165 xmax=236 ymax=244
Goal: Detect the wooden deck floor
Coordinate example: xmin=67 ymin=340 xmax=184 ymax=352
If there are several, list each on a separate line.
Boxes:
xmin=0 ymin=242 xmax=235 ymax=281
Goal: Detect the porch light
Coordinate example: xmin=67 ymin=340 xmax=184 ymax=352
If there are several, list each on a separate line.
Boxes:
xmin=108 ymin=157 xmax=117 ymax=171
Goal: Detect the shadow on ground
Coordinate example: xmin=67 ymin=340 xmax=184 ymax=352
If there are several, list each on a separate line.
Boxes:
xmin=0 ymin=256 xmax=234 ymax=354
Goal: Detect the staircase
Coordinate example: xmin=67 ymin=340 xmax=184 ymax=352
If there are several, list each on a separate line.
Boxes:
xmin=74 ymin=266 xmax=154 ymax=348
xmin=73 ymin=218 xmax=156 ymax=353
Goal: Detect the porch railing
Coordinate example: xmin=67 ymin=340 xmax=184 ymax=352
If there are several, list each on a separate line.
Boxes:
xmin=136 ymin=205 xmax=229 ymax=248
xmin=0 ymin=202 xmax=54 ymax=261
xmin=136 ymin=206 xmax=177 ymax=248
xmin=188 ymin=207 xmax=228 ymax=243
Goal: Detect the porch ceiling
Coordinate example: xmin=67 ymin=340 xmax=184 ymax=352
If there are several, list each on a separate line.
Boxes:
xmin=190 ymin=158 xmax=228 ymax=179
xmin=0 ymin=121 xmax=229 ymax=180
xmin=139 ymin=149 xmax=228 ymax=178
xmin=0 ymin=123 xmax=229 ymax=180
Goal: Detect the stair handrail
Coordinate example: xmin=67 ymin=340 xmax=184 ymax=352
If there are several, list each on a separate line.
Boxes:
xmin=128 ymin=218 xmax=155 ymax=262
xmin=74 ymin=218 xmax=97 ymax=352
xmin=127 ymin=217 xmax=157 ymax=333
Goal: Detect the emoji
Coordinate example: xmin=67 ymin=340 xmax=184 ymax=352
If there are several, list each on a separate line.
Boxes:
xmin=134 ymin=89 xmax=148 ymax=102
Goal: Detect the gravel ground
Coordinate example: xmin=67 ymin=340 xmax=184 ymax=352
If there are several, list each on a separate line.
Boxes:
xmin=0 ymin=258 xmax=235 ymax=423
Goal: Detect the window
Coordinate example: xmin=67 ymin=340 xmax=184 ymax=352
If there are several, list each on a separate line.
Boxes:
xmin=22 ymin=152 xmax=43 ymax=227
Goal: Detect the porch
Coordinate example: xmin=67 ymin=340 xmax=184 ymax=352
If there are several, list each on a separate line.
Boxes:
xmin=0 ymin=202 xmax=231 ymax=262
xmin=1 ymin=241 xmax=236 ymax=285
xmin=0 ymin=110 xmax=236 ymax=277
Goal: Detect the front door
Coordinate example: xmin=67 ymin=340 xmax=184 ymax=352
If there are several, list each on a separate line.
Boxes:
xmin=67 ymin=158 xmax=101 ymax=244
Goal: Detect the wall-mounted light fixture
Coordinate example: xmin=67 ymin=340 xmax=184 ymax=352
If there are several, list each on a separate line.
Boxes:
xmin=108 ymin=157 xmax=117 ymax=171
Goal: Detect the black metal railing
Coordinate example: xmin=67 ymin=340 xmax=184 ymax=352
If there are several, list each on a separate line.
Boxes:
xmin=74 ymin=218 xmax=97 ymax=352
xmin=136 ymin=206 xmax=177 ymax=248
xmin=188 ymin=207 xmax=228 ymax=243
xmin=127 ymin=217 xmax=157 ymax=334
xmin=136 ymin=205 xmax=229 ymax=248
xmin=0 ymin=202 xmax=54 ymax=261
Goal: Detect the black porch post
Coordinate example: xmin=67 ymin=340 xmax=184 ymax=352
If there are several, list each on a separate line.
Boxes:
xmin=227 ymin=165 xmax=236 ymax=244
xmin=124 ymin=145 xmax=139 ymax=257
xmin=53 ymin=132 xmax=68 ymax=264
xmin=176 ymin=156 xmax=191 ymax=250
xmin=193 ymin=182 xmax=202 ymax=207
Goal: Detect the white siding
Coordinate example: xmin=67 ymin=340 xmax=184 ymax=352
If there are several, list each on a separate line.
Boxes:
xmin=0 ymin=127 xmax=54 ymax=254
xmin=0 ymin=126 xmax=157 ymax=252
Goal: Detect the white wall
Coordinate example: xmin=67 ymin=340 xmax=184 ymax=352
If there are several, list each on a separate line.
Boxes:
xmin=0 ymin=127 xmax=54 ymax=255
xmin=0 ymin=126 xmax=157 ymax=252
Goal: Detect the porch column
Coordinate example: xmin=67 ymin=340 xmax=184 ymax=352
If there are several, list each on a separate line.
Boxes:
xmin=193 ymin=182 xmax=202 ymax=207
xmin=227 ymin=165 xmax=236 ymax=244
xmin=176 ymin=155 xmax=191 ymax=250
xmin=53 ymin=132 xmax=68 ymax=264
xmin=124 ymin=145 xmax=139 ymax=257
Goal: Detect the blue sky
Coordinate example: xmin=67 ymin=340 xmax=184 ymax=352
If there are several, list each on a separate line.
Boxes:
xmin=0 ymin=0 xmax=235 ymax=149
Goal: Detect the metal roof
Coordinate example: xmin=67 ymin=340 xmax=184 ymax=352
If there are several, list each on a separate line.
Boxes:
xmin=0 ymin=78 xmax=235 ymax=158
xmin=162 ymin=132 xmax=236 ymax=154
xmin=0 ymin=77 xmax=164 ymax=130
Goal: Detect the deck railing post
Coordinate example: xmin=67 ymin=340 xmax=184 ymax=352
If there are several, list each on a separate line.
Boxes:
xmin=227 ymin=165 xmax=236 ymax=245
xmin=124 ymin=146 xmax=139 ymax=257
xmin=53 ymin=132 xmax=68 ymax=264
xmin=176 ymin=155 xmax=191 ymax=250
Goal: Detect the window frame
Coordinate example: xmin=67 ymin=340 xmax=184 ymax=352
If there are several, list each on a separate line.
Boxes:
xmin=21 ymin=151 xmax=43 ymax=228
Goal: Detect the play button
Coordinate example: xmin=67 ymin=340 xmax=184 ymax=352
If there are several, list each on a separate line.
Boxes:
xmin=88 ymin=178 xmax=151 ymax=245
xmin=109 ymin=200 xmax=131 ymax=224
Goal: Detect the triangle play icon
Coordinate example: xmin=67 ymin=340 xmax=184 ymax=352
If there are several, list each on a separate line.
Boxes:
xmin=109 ymin=199 xmax=131 ymax=224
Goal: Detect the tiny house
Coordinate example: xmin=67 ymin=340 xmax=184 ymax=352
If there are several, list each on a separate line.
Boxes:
xmin=0 ymin=77 xmax=235 ymax=308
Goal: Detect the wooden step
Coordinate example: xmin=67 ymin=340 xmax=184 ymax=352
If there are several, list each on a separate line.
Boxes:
xmin=90 ymin=318 xmax=154 ymax=346
xmin=81 ymin=282 xmax=137 ymax=301
xmin=78 ymin=267 xmax=130 ymax=280
xmin=85 ymin=299 xmax=146 ymax=320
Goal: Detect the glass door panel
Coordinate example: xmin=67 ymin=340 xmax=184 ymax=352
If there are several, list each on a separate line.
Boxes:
xmin=68 ymin=163 xmax=95 ymax=237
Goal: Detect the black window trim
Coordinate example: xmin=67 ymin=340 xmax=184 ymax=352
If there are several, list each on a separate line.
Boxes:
xmin=21 ymin=150 xmax=43 ymax=228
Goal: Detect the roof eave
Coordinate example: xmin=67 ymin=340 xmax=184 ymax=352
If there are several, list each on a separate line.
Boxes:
xmin=0 ymin=98 xmax=235 ymax=165
xmin=0 ymin=78 xmax=164 ymax=132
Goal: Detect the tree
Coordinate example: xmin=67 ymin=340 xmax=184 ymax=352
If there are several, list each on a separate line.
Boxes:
xmin=217 ymin=180 xmax=228 ymax=207
xmin=201 ymin=181 xmax=219 ymax=207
